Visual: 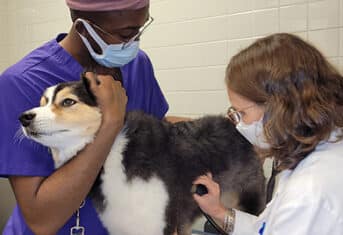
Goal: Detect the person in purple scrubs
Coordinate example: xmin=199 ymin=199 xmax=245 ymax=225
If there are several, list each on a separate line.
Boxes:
xmin=0 ymin=0 xmax=169 ymax=234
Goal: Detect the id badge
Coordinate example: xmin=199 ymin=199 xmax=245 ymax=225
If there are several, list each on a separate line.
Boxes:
xmin=70 ymin=226 xmax=85 ymax=235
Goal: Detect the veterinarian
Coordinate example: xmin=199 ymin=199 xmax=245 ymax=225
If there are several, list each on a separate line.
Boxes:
xmin=193 ymin=33 xmax=343 ymax=235
xmin=0 ymin=0 xmax=172 ymax=234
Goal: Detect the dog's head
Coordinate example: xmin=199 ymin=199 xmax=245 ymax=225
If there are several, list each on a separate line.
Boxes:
xmin=19 ymin=77 xmax=102 ymax=153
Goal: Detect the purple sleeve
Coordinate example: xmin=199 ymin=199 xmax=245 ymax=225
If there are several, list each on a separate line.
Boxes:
xmin=139 ymin=51 xmax=169 ymax=119
xmin=146 ymin=57 xmax=169 ymax=119
xmin=0 ymin=73 xmax=54 ymax=178
xmin=122 ymin=50 xmax=169 ymax=119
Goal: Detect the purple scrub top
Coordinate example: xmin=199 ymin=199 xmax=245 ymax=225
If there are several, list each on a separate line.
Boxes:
xmin=0 ymin=34 xmax=168 ymax=235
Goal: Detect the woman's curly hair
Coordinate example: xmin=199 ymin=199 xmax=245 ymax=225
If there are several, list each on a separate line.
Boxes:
xmin=226 ymin=33 xmax=343 ymax=171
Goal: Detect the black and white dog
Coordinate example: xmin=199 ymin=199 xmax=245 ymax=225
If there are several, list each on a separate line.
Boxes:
xmin=19 ymin=77 xmax=266 ymax=235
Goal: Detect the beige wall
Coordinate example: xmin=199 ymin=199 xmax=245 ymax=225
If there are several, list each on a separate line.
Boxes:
xmin=146 ymin=0 xmax=343 ymax=117
xmin=0 ymin=0 xmax=342 ymax=117
xmin=0 ymin=0 xmax=342 ymax=230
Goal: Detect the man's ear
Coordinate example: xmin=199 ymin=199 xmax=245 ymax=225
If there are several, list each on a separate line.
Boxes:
xmin=80 ymin=73 xmax=97 ymax=106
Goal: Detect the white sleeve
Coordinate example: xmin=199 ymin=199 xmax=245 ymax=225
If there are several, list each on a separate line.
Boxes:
xmin=232 ymin=196 xmax=343 ymax=235
xmin=267 ymin=195 xmax=343 ymax=235
xmin=232 ymin=210 xmax=260 ymax=235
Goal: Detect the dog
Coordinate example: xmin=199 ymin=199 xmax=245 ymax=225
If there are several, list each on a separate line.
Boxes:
xmin=19 ymin=77 xmax=266 ymax=235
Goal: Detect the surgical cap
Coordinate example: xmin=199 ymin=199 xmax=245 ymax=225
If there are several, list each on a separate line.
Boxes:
xmin=65 ymin=0 xmax=149 ymax=11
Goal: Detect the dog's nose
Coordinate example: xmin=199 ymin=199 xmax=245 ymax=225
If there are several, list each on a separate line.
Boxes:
xmin=19 ymin=112 xmax=36 ymax=127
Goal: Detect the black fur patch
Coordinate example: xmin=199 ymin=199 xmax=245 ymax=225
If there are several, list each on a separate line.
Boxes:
xmin=54 ymin=79 xmax=266 ymax=235
xmin=52 ymin=79 xmax=97 ymax=107
xmin=80 ymin=75 xmax=97 ymax=106
xmin=90 ymin=111 xmax=266 ymax=235
xmin=52 ymin=82 xmax=71 ymax=104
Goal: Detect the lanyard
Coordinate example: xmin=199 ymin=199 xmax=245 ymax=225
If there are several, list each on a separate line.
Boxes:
xmin=266 ymin=159 xmax=279 ymax=203
xmin=70 ymin=201 xmax=86 ymax=235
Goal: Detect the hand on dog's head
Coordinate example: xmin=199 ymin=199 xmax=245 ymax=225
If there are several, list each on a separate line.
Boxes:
xmin=80 ymin=70 xmax=123 ymax=107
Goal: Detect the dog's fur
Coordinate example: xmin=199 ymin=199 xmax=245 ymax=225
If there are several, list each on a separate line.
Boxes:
xmin=19 ymin=78 xmax=266 ymax=235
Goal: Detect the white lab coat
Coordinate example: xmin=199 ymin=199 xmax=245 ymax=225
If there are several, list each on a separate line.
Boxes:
xmin=233 ymin=131 xmax=343 ymax=235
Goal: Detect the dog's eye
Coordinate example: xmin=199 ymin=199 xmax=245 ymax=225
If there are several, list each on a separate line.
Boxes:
xmin=61 ymin=98 xmax=77 ymax=107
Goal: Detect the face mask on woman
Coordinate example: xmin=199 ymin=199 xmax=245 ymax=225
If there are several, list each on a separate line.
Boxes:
xmin=76 ymin=18 xmax=140 ymax=68
xmin=236 ymin=117 xmax=270 ymax=149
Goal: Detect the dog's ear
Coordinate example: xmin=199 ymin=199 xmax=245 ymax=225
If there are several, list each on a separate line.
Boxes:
xmin=80 ymin=73 xmax=98 ymax=106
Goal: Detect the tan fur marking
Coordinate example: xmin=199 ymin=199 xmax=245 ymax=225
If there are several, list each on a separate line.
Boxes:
xmin=51 ymin=86 xmax=101 ymax=137
xmin=51 ymin=87 xmax=74 ymax=114
xmin=40 ymin=96 xmax=47 ymax=106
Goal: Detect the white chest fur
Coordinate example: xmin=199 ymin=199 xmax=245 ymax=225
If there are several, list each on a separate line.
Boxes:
xmin=99 ymin=131 xmax=170 ymax=235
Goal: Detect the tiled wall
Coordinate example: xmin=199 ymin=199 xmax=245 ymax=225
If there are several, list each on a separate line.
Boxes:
xmin=0 ymin=0 xmax=342 ymax=117
xmin=0 ymin=0 xmax=341 ymax=231
xmin=144 ymin=0 xmax=343 ymax=117
xmin=4 ymin=0 xmax=71 ymax=68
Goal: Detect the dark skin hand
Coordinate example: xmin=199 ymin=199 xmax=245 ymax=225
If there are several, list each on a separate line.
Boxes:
xmin=61 ymin=7 xmax=191 ymax=123
xmin=8 ymin=6 xmax=147 ymax=234
xmin=10 ymin=73 xmax=127 ymax=235
xmin=165 ymin=116 xmax=193 ymax=123
xmin=9 ymin=7 xmax=189 ymax=234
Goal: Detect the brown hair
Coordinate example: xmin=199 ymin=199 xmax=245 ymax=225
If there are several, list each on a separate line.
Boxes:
xmin=226 ymin=33 xmax=343 ymax=171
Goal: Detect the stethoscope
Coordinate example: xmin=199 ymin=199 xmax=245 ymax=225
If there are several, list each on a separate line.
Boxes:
xmin=192 ymin=159 xmax=279 ymax=235
xmin=192 ymin=184 xmax=228 ymax=235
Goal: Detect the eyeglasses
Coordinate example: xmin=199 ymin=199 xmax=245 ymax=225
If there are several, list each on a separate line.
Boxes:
xmin=80 ymin=16 xmax=154 ymax=49
xmin=226 ymin=104 xmax=256 ymax=125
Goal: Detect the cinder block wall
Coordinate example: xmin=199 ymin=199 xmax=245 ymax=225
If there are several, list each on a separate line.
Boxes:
xmin=0 ymin=0 xmax=342 ymax=118
xmin=0 ymin=0 xmax=342 ymax=231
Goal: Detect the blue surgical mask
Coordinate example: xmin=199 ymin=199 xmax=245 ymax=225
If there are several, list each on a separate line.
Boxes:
xmin=76 ymin=18 xmax=140 ymax=68
xmin=236 ymin=117 xmax=270 ymax=149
